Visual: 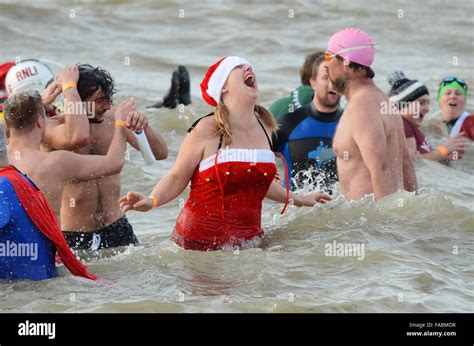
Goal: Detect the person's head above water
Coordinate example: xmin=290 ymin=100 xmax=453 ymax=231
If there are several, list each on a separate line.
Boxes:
xmin=324 ymin=28 xmax=376 ymax=94
xmin=201 ymin=56 xmax=258 ymax=107
xmin=77 ymin=64 xmax=117 ymax=123
xmin=388 ymin=70 xmax=430 ymax=128
xmin=3 ymin=90 xmax=46 ymax=140
xmin=309 ymin=52 xmax=341 ymax=110
xmin=200 ymin=56 xmax=276 ymax=146
xmin=437 ymin=77 xmax=468 ymax=122
xmin=0 ymin=122 xmax=8 ymax=167
xmin=300 ymin=51 xmax=325 ymax=86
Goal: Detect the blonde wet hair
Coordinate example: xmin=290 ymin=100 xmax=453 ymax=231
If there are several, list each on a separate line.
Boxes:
xmin=214 ymin=102 xmax=277 ymax=147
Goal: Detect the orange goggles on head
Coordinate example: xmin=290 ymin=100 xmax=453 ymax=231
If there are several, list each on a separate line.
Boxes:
xmin=324 ymin=52 xmax=337 ymax=62
xmin=325 ymin=44 xmax=377 ymax=63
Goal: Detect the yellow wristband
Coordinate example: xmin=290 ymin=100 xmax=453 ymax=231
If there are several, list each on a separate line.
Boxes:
xmin=436 ymin=146 xmax=449 ymax=157
xmin=148 ymin=196 xmax=158 ymax=209
xmin=61 ymin=82 xmax=77 ymax=92
xmin=115 ymin=120 xmax=127 ymax=128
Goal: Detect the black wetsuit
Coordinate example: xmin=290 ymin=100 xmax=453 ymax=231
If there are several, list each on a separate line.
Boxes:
xmin=272 ymin=102 xmax=343 ymax=191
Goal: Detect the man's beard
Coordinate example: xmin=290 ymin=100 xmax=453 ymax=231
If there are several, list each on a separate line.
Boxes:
xmin=317 ymin=93 xmax=340 ymax=109
xmin=88 ymin=111 xmax=105 ymax=124
xmin=89 ymin=116 xmax=105 ymax=124
xmin=332 ymin=77 xmax=348 ymax=95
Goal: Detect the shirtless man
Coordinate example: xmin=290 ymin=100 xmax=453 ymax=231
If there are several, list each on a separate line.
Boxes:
xmin=325 ymin=28 xmax=417 ymax=200
xmin=43 ymin=64 xmax=168 ymax=250
xmin=4 ymin=90 xmax=135 ymax=219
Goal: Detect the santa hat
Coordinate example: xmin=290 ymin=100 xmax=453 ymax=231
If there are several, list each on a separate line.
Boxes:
xmin=0 ymin=62 xmax=15 ymax=90
xmin=200 ymin=56 xmax=252 ymax=106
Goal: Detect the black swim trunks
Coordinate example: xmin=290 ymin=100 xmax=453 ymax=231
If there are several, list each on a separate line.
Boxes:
xmin=63 ymin=216 xmax=139 ymax=250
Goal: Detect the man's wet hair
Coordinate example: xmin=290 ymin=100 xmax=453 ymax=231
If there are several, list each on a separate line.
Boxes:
xmin=77 ymin=64 xmax=117 ymax=103
xmin=3 ymin=91 xmax=44 ymax=133
xmin=310 ymin=53 xmax=326 ymax=80
xmin=335 ymin=55 xmax=375 ymax=79
xmin=300 ymin=51 xmax=325 ymax=85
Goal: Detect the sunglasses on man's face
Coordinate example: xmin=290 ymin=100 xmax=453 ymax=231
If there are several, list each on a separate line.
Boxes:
xmin=440 ymin=77 xmax=468 ymax=90
xmin=324 ymin=53 xmax=345 ymax=63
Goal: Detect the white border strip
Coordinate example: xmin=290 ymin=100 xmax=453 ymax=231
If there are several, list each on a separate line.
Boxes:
xmin=199 ymin=148 xmax=275 ymax=172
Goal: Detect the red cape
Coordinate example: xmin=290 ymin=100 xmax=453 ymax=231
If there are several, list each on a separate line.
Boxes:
xmin=0 ymin=166 xmax=97 ymax=280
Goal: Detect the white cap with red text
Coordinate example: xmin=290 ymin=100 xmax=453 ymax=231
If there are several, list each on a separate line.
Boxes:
xmin=5 ymin=59 xmax=54 ymax=95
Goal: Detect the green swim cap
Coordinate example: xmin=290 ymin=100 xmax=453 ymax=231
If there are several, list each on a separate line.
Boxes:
xmin=437 ymin=80 xmax=467 ymax=102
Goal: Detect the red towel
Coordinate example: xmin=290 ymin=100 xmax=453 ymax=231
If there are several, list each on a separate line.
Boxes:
xmin=0 ymin=166 xmax=97 ymax=280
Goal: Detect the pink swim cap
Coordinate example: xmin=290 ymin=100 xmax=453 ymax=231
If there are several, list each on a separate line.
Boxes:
xmin=327 ymin=28 xmax=375 ymax=67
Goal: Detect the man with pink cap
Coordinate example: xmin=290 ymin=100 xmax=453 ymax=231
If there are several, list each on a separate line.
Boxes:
xmin=325 ymin=28 xmax=417 ymax=200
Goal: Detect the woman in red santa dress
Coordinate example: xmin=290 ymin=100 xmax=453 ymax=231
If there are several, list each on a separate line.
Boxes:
xmin=119 ymin=56 xmax=331 ymax=251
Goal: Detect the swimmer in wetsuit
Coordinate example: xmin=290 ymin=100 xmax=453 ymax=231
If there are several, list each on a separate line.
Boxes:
xmin=273 ymin=53 xmax=343 ymax=191
xmin=438 ymin=77 xmax=474 ymax=140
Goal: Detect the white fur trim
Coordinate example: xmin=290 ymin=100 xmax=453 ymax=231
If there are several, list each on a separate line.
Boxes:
xmin=199 ymin=148 xmax=275 ymax=172
xmin=206 ymin=57 xmax=251 ymax=104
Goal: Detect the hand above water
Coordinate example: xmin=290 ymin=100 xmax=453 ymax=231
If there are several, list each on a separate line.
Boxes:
xmin=119 ymin=191 xmax=154 ymax=212
xmin=55 ymin=64 xmax=79 ymax=86
xmin=115 ymin=98 xmax=137 ymax=123
xmin=295 ymin=192 xmax=332 ymax=207
xmin=125 ymin=111 xmax=149 ymax=132
xmin=41 ymin=80 xmax=62 ymax=106
xmin=442 ymin=132 xmax=469 ymax=161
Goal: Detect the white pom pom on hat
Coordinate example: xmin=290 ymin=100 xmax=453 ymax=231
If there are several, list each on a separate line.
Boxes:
xmin=387 ymin=69 xmax=407 ymax=87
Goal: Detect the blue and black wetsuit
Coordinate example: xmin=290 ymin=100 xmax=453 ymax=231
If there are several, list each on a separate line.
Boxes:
xmin=0 ymin=173 xmax=56 ymax=280
xmin=272 ymin=102 xmax=343 ymax=191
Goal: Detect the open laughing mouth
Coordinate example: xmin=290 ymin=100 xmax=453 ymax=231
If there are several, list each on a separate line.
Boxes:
xmin=448 ymin=102 xmax=458 ymax=107
xmin=244 ymin=73 xmax=257 ymax=90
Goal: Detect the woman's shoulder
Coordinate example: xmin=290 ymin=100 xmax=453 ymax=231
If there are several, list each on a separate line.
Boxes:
xmin=255 ymin=110 xmax=275 ymax=135
xmin=188 ymin=114 xmax=218 ymax=139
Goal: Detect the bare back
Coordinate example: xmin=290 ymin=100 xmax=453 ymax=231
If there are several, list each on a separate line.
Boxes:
xmin=8 ymin=148 xmax=67 ymax=220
